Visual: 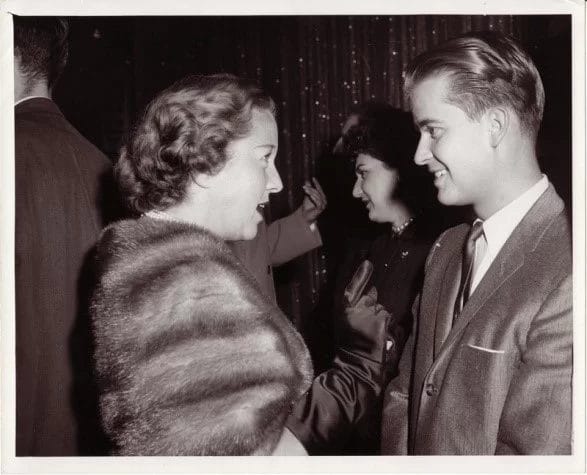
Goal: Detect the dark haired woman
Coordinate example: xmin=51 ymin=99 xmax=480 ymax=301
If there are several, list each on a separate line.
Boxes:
xmin=345 ymin=107 xmax=440 ymax=385
xmin=90 ymin=74 xmax=312 ymax=455
xmin=285 ymin=104 xmax=441 ymax=455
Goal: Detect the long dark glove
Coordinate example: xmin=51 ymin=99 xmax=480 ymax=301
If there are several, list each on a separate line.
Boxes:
xmin=338 ymin=287 xmax=392 ymax=365
xmin=286 ymin=287 xmax=392 ymax=454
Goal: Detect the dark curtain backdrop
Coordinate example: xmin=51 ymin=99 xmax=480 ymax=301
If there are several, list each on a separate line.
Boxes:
xmin=54 ymin=15 xmax=571 ymax=363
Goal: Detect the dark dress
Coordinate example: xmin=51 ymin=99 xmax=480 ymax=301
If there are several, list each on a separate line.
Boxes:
xmin=286 ymin=219 xmax=436 ymax=454
xmin=15 ymin=98 xmax=114 ymax=455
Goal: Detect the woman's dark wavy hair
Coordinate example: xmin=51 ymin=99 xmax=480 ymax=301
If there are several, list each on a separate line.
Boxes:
xmin=342 ymin=101 xmax=434 ymax=214
xmin=116 ymin=74 xmax=276 ymax=214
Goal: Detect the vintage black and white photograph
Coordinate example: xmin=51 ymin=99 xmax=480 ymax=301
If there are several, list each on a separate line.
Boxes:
xmin=1 ymin=0 xmax=585 ymax=473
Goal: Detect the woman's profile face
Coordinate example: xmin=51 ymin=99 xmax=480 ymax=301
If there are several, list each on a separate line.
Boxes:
xmin=352 ymin=153 xmax=399 ymax=223
xmin=204 ymin=108 xmax=282 ymax=241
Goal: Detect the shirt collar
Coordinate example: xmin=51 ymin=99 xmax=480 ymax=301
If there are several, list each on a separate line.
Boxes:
xmin=481 ymin=175 xmax=549 ymax=260
xmin=15 ymin=95 xmax=51 ymax=107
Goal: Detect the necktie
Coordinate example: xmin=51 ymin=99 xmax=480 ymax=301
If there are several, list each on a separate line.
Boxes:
xmin=453 ymin=220 xmax=484 ymax=321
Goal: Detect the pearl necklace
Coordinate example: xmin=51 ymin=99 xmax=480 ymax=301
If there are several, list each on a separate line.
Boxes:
xmin=392 ymin=216 xmax=415 ymax=236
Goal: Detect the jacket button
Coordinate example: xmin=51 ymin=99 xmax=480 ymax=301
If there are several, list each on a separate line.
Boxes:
xmin=425 ymin=383 xmax=438 ymax=396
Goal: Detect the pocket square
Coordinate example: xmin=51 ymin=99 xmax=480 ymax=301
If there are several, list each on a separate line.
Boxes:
xmin=467 ymin=343 xmax=505 ymax=354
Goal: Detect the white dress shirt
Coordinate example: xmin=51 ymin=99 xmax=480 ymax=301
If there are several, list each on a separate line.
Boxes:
xmin=470 ymin=175 xmax=549 ymax=293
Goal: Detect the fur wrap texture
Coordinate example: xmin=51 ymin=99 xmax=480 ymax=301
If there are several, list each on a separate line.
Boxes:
xmin=91 ymin=217 xmax=313 ymax=455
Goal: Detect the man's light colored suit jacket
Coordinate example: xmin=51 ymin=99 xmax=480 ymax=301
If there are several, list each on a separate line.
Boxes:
xmin=381 ymin=184 xmax=572 ymax=454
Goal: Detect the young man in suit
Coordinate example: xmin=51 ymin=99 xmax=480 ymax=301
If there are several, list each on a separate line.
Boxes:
xmin=14 ymin=17 xmax=114 ymax=455
xmin=381 ymin=31 xmax=572 ymax=454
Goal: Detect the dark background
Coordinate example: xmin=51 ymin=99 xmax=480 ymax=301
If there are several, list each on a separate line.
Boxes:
xmin=52 ymin=15 xmax=572 ymax=367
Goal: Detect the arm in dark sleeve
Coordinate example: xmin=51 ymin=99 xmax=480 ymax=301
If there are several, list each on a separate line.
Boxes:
xmin=286 ymin=291 xmax=389 ymax=454
xmin=286 ymin=349 xmax=384 ymax=454
xmin=267 ymin=208 xmax=322 ymax=266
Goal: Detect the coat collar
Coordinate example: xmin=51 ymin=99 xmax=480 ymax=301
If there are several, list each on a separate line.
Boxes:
xmin=15 ymin=97 xmax=63 ymax=117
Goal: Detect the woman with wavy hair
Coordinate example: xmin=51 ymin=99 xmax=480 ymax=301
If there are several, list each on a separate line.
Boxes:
xmin=90 ymin=74 xmax=312 ymax=456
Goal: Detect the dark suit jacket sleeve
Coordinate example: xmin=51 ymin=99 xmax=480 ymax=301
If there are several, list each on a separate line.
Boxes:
xmin=15 ymin=99 xmax=112 ymax=455
xmin=495 ymin=275 xmax=572 ymax=454
xmin=285 ymin=348 xmax=383 ymax=454
xmin=267 ymin=207 xmax=322 ymax=266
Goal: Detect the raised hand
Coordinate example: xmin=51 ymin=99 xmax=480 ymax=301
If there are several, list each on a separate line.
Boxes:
xmin=300 ymin=177 xmax=327 ymax=224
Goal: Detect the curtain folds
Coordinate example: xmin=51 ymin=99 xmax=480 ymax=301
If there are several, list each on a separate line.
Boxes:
xmin=58 ymin=14 xmax=540 ymax=333
xmin=229 ymin=15 xmax=523 ymax=326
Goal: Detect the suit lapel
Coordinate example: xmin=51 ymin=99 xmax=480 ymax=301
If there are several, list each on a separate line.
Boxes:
xmin=433 ymin=250 xmax=462 ymax=357
xmin=434 ymin=185 xmax=564 ymax=356
xmin=449 ymin=241 xmax=524 ymax=337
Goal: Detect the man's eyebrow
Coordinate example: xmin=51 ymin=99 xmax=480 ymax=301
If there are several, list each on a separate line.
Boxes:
xmin=415 ymin=118 xmax=438 ymax=128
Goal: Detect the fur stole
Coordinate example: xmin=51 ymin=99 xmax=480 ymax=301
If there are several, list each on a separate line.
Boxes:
xmin=91 ymin=217 xmax=313 ymax=455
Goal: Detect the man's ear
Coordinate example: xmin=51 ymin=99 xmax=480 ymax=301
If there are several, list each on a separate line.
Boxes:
xmin=487 ymin=107 xmax=509 ymax=148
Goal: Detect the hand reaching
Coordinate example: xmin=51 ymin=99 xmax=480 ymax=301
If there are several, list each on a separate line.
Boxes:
xmin=300 ymin=177 xmax=327 ymax=224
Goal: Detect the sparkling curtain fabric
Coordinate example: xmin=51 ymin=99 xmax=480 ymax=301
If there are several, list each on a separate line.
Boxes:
xmin=59 ymin=15 xmax=529 ymax=327
xmin=215 ymin=15 xmax=523 ymax=324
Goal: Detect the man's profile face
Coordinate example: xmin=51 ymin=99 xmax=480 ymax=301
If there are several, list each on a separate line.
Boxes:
xmin=410 ymin=74 xmax=496 ymax=215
